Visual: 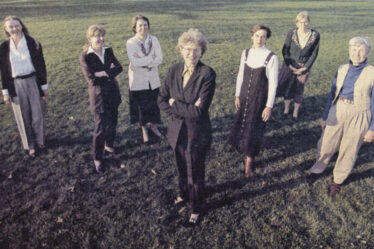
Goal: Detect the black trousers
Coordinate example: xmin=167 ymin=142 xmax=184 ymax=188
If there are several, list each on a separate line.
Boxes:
xmin=173 ymin=125 xmax=208 ymax=213
xmin=93 ymin=106 xmax=118 ymax=161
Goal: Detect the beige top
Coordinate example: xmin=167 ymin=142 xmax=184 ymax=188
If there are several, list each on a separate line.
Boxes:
xmin=182 ymin=64 xmax=195 ymax=88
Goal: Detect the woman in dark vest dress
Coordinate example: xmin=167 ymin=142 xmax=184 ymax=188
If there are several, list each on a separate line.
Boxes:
xmin=228 ymin=24 xmax=278 ymax=177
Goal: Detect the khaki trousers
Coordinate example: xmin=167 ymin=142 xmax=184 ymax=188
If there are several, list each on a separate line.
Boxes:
xmin=11 ymin=76 xmax=45 ymax=150
xmin=309 ymin=99 xmax=370 ymax=184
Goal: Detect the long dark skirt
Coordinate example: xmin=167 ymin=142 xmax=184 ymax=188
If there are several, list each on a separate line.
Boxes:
xmin=228 ymin=64 xmax=269 ymax=158
xmin=129 ymin=86 xmax=161 ymax=125
xmin=276 ymin=62 xmax=307 ymax=103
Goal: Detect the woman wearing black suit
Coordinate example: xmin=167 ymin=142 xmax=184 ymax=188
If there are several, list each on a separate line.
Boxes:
xmin=79 ymin=25 xmax=122 ymax=173
xmin=158 ymin=28 xmax=216 ymax=224
xmin=0 ymin=16 xmax=47 ymax=158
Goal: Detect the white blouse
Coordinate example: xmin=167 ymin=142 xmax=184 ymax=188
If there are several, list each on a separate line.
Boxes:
xmin=2 ymin=35 xmax=47 ymax=96
xmin=235 ymin=46 xmax=278 ymax=108
xmin=9 ymin=35 xmax=35 ymax=78
xmin=126 ymin=34 xmax=162 ymax=91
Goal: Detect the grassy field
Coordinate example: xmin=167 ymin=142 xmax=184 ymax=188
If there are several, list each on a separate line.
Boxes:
xmin=1 ymin=0 xmax=374 ymax=248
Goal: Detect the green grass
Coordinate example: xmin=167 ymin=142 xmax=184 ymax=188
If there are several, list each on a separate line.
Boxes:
xmin=0 ymin=0 xmax=374 ymax=248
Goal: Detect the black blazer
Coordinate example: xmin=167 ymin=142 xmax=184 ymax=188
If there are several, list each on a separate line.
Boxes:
xmin=282 ymin=29 xmax=320 ymax=72
xmin=0 ymin=35 xmax=47 ymax=97
xmin=158 ymin=61 xmax=216 ymax=150
xmin=79 ymin=47 xmax=122 ymax=114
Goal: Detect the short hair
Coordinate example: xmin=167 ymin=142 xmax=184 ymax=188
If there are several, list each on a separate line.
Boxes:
xmin=295 ymin=11 xmax=310 ymax=23
xmin=83 ymin=24 xmax=106 ymax=51
xmin=349 ymin=36 xmax=371 ymax=53
xmin=86 ymin=24 xmax=106 ymax=40
xmin=250 ymin=24 xmax=271 ymax=39
xmin=2 ymin=15 xmax=29 ymax=38
xmin=177 ymin=28 xmax=208 ymax=56
xmin=131 ymin=15 xmax=150 ymax=34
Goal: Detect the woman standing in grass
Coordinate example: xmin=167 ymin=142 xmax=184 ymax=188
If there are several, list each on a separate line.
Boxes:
xmin=277 ymin=11 xmax=320 ymax=120
xmin=0 ymin=16 xmax=48 ymax=158
xmin=126 ymin=15 xmax=163 ymax=143
xmin=228 ymin=24 xmax=278 ymax=177
xmin=158 ymin=28 xmax=216 ymax=224
xmin=79 ymin=25 xmax=122 ymax=173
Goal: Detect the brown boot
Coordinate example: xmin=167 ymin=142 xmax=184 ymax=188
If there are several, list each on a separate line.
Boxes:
xmin=329 ymin=182 xmax=341 ymax=197
xmin=244 ymin=157 xmax=253 ymax=177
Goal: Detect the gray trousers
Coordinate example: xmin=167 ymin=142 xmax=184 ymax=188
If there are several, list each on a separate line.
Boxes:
xmin=11 ymin=76 xmax=45 ymax=150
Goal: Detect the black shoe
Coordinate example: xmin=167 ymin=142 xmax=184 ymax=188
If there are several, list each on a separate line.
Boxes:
xmin=28 ymin=149 xmax=36 ymax=159
xmin=292 ymin=116 xmax=298 ymax=122
xmin=306 ymin=173 xmax=320 ymax=185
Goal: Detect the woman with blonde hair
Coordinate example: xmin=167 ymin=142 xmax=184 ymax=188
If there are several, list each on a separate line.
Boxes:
xmin=79 ymin=24 xmax=122 ymax=173
xmin=158 ymin=28 xmax=216 ymax=224
xmin=277 ymin=11 xmax=320 ymax=120
xmin=0 ymin=16 xmax=48 ymax=158
xmin=126 ymin=15 xmax=163 ymax=143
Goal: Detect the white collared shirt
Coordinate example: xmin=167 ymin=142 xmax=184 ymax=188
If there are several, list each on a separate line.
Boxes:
xmin=87 ymin=46 xmax=107 ymax=64
xmin=9 ymin=35 xmax=35 ymax=78
xmin=126 ymin=34 xmax=163 ymax=91
xmin=2 ymin=35 xmax=48 ymax=96
xmin=235 ymin=46 xmax=278 ymax=108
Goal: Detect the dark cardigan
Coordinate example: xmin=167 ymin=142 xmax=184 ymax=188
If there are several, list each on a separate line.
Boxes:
xmin=0 ymin=34 xmax=47 ymax=97
xmin=282 ymin=28 xmax=320 ymax=72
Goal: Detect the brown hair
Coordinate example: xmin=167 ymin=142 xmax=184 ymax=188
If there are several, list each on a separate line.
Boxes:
xmin=250 ymin=24 xmax=271 ymax=39
xmin=2 ymin=15 xmax=29 ymax=38
xmin=131 ymin=15 xmax=150 ymax=34
xmin=83 ymin=24 xmax=106 ymax=51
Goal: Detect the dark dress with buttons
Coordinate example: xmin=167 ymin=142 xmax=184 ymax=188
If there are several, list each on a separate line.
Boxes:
xmin=228 ymin=49 xmax=274 ymax=157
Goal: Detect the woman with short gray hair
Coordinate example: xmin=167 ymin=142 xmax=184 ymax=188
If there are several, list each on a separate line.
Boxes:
xmin=158 ymin=28 xmax=216 ymax=224
xmin=308 ymin=36 xmax=374 ymax=197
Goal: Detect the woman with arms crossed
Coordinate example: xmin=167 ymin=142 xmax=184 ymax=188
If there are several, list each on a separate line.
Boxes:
xmin=0 ymin=16 xmax=48 ymax=158
xmin=79 ymin=25 xmax=122 ymax=173
xmin=158 ymin=28 xmax=216 ymax=224
xmin=126 ymin=15 xmax=163 ymax=143
xmin=228 ymin=24 xmax=278 ymax=177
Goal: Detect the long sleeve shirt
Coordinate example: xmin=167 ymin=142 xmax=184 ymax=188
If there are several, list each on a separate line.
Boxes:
xmin=126 ymin=34 xmax=162 ymax=91
xmin=2 ymin=35 xmax=48 ymax=96
xmin=235 ymin=46 xmax=278 ymax=108
xmin=322 ymin=60 xmax=374 ymax=131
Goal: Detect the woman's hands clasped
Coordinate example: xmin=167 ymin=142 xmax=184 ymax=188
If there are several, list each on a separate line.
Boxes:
xmin=289 ymin=65 xmax=307 ymax=75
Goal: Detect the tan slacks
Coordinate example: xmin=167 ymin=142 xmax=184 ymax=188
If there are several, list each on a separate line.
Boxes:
xmin=309 ymin=99 xmax=370 ymax=184
xmin=11 ymin=76 xmax=45 ymax=150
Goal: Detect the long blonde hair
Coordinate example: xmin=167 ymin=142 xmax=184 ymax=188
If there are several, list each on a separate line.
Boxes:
xmin=2 ymin=15 xmax=30 ymax=38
